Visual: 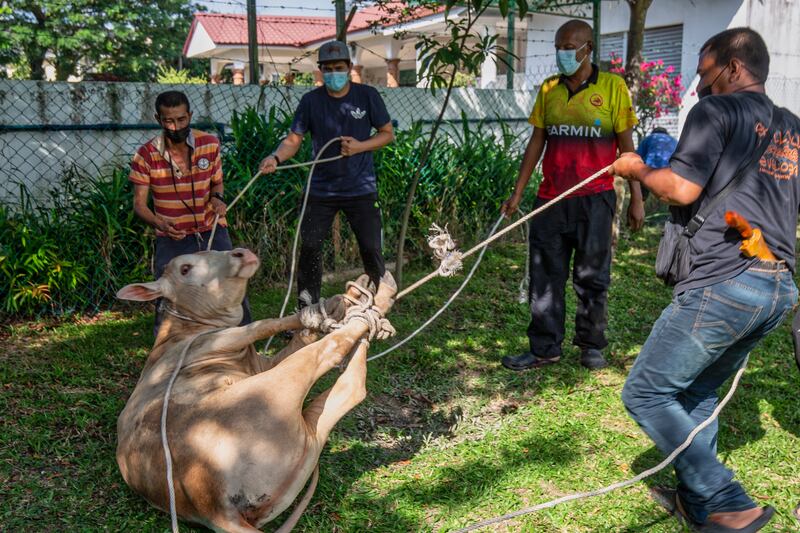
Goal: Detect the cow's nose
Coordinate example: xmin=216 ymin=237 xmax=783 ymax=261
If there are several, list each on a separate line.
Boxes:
xmin=232 ymin=248 xmax=258 ymax=266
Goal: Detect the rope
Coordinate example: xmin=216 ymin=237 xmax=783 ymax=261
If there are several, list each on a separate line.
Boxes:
xmin=262 ymin=137 xmax=344 ymax=352
xmin=396 ymin=165 xmax=612 ymax=300
xmin=161 ymin=327 xmax=224 ymax=533
xmin=452 ymin=357 xmax=751 ymax=532
xmin=206 ymin=139 xmax=343 ymax=250
xmin=367 ymin=215 xmax=505 ymax=362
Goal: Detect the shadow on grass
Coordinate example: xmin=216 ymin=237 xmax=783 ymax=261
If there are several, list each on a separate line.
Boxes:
xmin=5 ymin=225 xmax=798 ymax=531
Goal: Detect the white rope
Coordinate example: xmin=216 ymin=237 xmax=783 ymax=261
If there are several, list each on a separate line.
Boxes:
xmin=161 ymin=328 xmax=224 ymax=533
xmin=452 ymin=356 xmax=751 ymax=532
xmin=262 ymin=137 xmax=344 ymax=352
xmin=206 ymin=140 xmax=343 ymax=251
xmin=367 ymin=215 xmax=505 ymax=362
xmin=396 ymin=165 xmax=612 ymax=300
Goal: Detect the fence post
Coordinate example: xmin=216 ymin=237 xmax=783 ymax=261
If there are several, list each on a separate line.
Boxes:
xmin=247 ymin=0 xmax=259 ymax=84
xmin=506 ymin=9 xmax=515 ymax=90
xmin=592 ymin=0 xmax=601 ymax=64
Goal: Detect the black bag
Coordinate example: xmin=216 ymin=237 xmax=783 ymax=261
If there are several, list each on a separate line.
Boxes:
xmin=654 ymin=218 xmax=692 ymax=286
xmin=654 ymin=106 xmax=779 ymax=286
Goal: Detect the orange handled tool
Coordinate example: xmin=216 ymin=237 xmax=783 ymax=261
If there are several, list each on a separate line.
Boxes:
xmin=724 ymin=211 xmax=777 ymax=261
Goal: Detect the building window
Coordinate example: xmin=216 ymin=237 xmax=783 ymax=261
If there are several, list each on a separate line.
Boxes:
xmin=399 ymin=69 xmax=417 ymax=87
xmin=600 ymin=24 xmax=683 ymax=78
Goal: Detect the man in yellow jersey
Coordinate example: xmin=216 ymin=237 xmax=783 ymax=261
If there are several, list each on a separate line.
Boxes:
xmin=501 ymin=20 xmax=643 ymax=371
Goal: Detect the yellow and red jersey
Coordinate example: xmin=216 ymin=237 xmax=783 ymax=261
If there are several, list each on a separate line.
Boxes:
xmin=530 ymin=66 xmax=638 ymax=199
xmin=129 ymin=129 xmax=225 ymax=236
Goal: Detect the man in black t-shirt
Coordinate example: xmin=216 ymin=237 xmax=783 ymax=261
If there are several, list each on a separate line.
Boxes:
xmin=260 ymin=40 xmax=394 ymax=305
xmin=613 ymin=28 xmax=800 ymax=532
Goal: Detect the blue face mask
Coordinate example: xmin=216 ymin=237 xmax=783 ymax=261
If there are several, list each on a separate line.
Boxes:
xmin=556 ymin=42 xmax=588 ymax=76
xmin=323 ymin=71 xmax=349 ymax=92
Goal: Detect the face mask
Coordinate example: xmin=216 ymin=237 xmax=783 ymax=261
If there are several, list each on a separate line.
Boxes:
xmin=697 ymin=64 xmax=728 ymax=99
xmin=556 ymin=42 xmax=588 ymax=76
xmin=323 ymin=71 xmax=349 ymax=92
xmin=163 ymin=125 xmax=190 ymax=143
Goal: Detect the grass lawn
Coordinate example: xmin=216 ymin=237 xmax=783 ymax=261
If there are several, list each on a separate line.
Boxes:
xmin=2 ymin=225 xmax=799 ymax=532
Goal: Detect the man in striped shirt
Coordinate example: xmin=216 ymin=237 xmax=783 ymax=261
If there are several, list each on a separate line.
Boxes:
xmin=130 ymin=90 xmax=251 ymax=336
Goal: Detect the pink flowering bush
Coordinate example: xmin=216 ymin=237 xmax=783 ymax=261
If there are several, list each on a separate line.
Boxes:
xmin=610 ymin=55 xmax=683 ymax=138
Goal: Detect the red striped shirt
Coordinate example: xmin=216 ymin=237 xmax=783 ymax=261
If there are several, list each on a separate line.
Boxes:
xmin=129 ymin=130 xmax=226 ymax=236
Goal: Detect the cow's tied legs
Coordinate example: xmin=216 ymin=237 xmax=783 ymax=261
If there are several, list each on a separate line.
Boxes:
xmin=229 ymin=274 xmax=395 ymax=417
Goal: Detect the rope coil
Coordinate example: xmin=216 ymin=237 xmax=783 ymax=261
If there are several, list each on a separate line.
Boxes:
xmin=427 ymin=223 xmax=464 ymax=277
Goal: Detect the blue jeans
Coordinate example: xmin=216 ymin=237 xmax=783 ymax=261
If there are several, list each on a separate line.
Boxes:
xmin=622 ymin=264 xmax=797 ymax=524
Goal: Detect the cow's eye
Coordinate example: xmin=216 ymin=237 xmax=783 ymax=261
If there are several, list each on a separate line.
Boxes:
xmin=180 ymin=264 xmax=192 ymax=275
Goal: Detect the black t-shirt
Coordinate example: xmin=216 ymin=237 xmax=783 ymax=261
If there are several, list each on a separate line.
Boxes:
xmin=671 ymin=92 xmax=800 ymax=294
xmin=291 ymin=83 xmax=391 ymax=197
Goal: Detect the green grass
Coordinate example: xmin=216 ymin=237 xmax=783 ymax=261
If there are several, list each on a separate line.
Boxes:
xmin=2 ymin=226 xmax=800 ymax=531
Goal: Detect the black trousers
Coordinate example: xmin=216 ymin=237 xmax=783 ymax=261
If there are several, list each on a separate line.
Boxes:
xmin=298 ymin=193 xmax=385 ymax=306
xmin=153 ymin=227 xmax=252 ymax=336
xmin=526 ymin=190 xmax=615 ymax=358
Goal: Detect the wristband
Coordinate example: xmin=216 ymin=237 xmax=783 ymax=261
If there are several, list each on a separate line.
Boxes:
xmin=271 ymin=153 xmax=281 ymax=165
xmin=211 ymin=192 xmax=225 ymax=203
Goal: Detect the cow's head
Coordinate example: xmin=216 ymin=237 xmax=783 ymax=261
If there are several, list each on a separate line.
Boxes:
xmin=116 ymin=248 xmax=259 ymax=326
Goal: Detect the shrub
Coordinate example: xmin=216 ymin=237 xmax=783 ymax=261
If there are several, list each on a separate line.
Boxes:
xmin=0 ymin=107 xmax=537 ymax=319
xmin=610 ymin=55 xmax=683 ymax=139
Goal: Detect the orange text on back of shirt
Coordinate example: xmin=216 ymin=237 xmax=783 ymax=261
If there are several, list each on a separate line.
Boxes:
xmin=760 ymin=128 xmax=800 ymax=180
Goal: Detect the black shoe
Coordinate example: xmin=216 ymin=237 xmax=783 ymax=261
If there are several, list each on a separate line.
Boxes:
xmin=580 ymin=348 xmax=608 ymax=370
xmin=501 ymin=352 xmax=560 ymax=371
xmin=649 ymin=486 xmax=775 ymax=532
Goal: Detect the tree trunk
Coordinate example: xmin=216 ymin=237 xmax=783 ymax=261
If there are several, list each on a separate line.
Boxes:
xmin=55 ymin=56 xmax=78 ymax=81
xmin=624 ymin=0 xmax=654 ymax=104
xmin=27 ymin=8 xmax=48 ymax=80
xmin=26 ymin=46 xmax=47 ymax=80
xmin=394 ymin=65 xmax=459 ymax=289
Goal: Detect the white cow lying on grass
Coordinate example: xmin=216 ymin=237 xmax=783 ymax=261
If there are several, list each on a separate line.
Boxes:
xmin=115 ymin=248 xmax=396 ymax=532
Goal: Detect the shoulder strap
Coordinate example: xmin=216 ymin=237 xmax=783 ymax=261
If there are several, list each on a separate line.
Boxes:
xmin=685 ymin=104 xmax=780 ymax=237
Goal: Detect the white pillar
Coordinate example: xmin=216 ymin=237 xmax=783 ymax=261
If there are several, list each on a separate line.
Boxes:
xmin=349 ymin=43 xmax=365 ymax=83
xmin=415 ymin=43 xmax=430 ymax=88
xmin=384 ymin=38 xmax=403 ymax=61
xmin=480 ymin=25 xmax=498 ymax=89
xmin=384 ymin=38 xmax=403 ymax=88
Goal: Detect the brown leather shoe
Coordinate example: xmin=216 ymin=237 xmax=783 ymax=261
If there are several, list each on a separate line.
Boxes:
xmin=649 ymin=486 xmax=774 ymax=532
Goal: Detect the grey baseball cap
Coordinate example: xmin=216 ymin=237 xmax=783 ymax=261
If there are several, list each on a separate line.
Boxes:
xmin=318 ymin=40 xmax=350 ymax=64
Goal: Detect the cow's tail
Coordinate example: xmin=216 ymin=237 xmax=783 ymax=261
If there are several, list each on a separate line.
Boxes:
xmin=274 ymin=464 xmax=320 ymax=533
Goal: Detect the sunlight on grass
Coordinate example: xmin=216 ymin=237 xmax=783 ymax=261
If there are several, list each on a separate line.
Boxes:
xmin=2 ymin=227 xmax=800 ymax=531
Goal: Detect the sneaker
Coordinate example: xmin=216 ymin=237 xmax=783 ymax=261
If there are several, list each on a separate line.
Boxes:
xmin=580 ymin=348 xmax=609 ymax=370
xmin=501 ymin=352 xmax=560 ymax=371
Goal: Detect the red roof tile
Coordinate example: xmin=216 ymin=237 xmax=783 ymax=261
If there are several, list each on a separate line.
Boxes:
xmin=183 ymin=3 xmax=445 ymax=54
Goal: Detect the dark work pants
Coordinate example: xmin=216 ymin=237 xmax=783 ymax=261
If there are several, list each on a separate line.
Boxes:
xmin=297 ymin=193 xmax=385 ymax=306
xmin=526 ymin=190 xmax=615 ymax=358
xmin=153 ymin=227 xmax=252 ymax=336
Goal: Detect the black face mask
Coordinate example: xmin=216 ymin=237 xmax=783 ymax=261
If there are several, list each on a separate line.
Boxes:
xmin=697 ymin=64 xmax=728 ymax=99
xmin=163 ymin=125 xmax=191 ymax=143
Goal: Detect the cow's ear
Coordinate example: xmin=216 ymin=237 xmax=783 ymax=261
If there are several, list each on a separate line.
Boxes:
xmin=116 ymin=280 xmax=163 ymax=301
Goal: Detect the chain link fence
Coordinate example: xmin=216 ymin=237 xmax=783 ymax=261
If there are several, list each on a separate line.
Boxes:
xmin=0 ymin=80 xmax=536 ymax=203
xmin=6 ymin=74 xmax=797 ymax=318
xmin=0 ymin=79 xmax=537 ymax=317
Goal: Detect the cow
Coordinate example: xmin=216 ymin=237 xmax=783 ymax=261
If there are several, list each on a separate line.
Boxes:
xmin=115 ymin=248 xmax=396 ymax=532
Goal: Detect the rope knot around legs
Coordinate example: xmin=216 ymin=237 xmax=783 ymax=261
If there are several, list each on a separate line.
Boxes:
xmin=298 ymin=282 xmax=395 ymax=340
xmin=334 ymin=280 xmax=396 ymax=341
xmin=298 ymin=292 xmax=340 ymax=333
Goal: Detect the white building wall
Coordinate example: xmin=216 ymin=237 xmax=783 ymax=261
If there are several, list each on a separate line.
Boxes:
xmin=600 ymin=0 xmax=800 ymax=126
xmin=523 ymin=13 xmax=563 ymax=87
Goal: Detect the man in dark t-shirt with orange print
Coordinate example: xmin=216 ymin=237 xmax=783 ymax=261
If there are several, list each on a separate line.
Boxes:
xmin=501 ymin=19 xmax=643 ymax=371
xmin=614 ymin=28 xmax=799 ymax=531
